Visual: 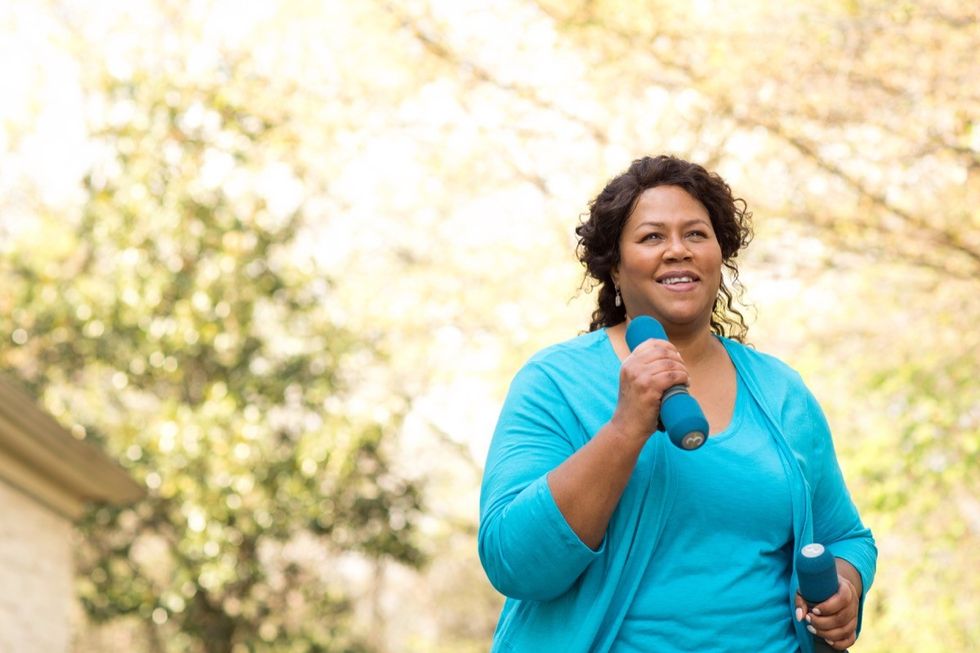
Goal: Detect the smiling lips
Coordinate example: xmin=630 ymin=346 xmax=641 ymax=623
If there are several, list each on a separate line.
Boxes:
xmin=657 ymin=271 xmax=700 ymax=291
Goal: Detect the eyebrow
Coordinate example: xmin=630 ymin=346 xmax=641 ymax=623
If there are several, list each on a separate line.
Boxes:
xmin=631 ymin=218 xmax=712 ymax=232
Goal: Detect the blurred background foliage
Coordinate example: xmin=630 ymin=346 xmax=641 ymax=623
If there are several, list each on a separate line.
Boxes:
xmin=0 ymin=0 xmax=976 ymax=651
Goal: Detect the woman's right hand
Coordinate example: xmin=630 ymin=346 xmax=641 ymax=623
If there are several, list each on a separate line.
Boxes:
xmin=609 ymin=339 xmax=690 ymax=443
xmin=545 ymin=337 xmax=689 ymax=550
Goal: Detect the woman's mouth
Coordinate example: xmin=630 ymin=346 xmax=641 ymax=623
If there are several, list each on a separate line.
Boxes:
xmin=657 ymin=272 xmax=700 ymax=291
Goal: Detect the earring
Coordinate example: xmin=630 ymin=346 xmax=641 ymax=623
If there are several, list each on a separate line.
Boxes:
xmin=614 ymin=287 xmax=622 ymax=307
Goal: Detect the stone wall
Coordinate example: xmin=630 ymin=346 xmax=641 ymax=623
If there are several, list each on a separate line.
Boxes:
xmin=0 ymin=480 xmax=73 ymax=653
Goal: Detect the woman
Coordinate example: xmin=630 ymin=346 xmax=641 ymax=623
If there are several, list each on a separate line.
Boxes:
xmin=478 ymin=155 xmax=876 ymax=653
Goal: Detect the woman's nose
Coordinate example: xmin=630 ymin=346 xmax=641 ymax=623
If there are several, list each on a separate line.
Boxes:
xmin=664 ymin=236 xmax=692 ymax=260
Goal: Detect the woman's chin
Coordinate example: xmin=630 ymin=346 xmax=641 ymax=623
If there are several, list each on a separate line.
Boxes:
xmin=651 ymin=311 xmax=713 ymax=333
xmin=629 ymin=304 xmax=710 ymax=326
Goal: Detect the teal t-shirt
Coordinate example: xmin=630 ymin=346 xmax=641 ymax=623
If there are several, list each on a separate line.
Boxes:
xmin=612 ymin=375 xmax=799 ymax=652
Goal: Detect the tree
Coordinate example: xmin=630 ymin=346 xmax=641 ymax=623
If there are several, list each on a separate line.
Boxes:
xmin=0 ymin=49 xmax=423 ymax=653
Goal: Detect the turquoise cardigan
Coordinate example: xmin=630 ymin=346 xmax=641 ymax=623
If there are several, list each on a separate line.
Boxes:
xmin=479 ymin=331 xmax=877 ymax=652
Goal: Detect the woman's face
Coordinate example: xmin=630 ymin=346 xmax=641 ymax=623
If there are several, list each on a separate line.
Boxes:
xmin=612 ymin=185 xmax=723 ymax=332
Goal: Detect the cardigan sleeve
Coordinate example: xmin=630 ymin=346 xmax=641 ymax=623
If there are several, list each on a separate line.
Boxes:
xmin=478 ymin=361 xmax=604 ymax=601
xmin=797 ymin=384 xmax=878 ymax=634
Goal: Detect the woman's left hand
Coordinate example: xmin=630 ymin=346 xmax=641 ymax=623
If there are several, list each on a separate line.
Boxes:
xmin=794 ymin=574 xmax=859 ymax=650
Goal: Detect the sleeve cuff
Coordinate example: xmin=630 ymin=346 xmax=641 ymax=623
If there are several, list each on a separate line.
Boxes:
xmin=538 ymin=473 xmax=608 ymax=556
xmin=827 ymin=543 xmax=875 ymax=635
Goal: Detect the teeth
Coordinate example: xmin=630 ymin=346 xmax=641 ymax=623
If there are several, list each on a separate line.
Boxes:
xmin=662 ymin=276 xmax=693 ymax=285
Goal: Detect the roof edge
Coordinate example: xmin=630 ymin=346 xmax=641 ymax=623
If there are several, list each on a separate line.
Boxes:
xmin=0 ymin=376 xmax=144 ymax=516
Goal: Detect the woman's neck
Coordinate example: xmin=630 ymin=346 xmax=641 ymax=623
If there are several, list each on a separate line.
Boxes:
xmin=661 ymin=324 xmax=719 ymax=366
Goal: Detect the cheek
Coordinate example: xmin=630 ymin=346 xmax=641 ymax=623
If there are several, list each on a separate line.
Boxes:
xmin=616 ymin=247 xmax=648 ymax=277
xmin=708 ymin=245 xmax=724 ymax=273
xmin=703 ymin=249 xmax=724 ymax=289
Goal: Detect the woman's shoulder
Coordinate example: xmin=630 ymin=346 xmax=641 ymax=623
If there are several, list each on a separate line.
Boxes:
xmin=720 ymin=336 xmax=806 ymax=390
xmin=506 ymin=330 xmax=612 ymax=390
xmin=719 ymin=337 xmax=800 ymax=378
xmin=502 ymin=329 xmax=615 ymax=402
xmin=526 ymin=329 xmax=611 ymax=369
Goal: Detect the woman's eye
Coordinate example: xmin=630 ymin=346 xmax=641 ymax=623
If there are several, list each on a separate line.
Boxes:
xmin=642 ymin=233 xmax=662 ymax=241
xmin=688 ymin=231 xmax=708 ymax=239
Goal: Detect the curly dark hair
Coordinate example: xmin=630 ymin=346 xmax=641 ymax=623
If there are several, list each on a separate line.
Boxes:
xmin=576 ymin=155 xmax=753 ymax=341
